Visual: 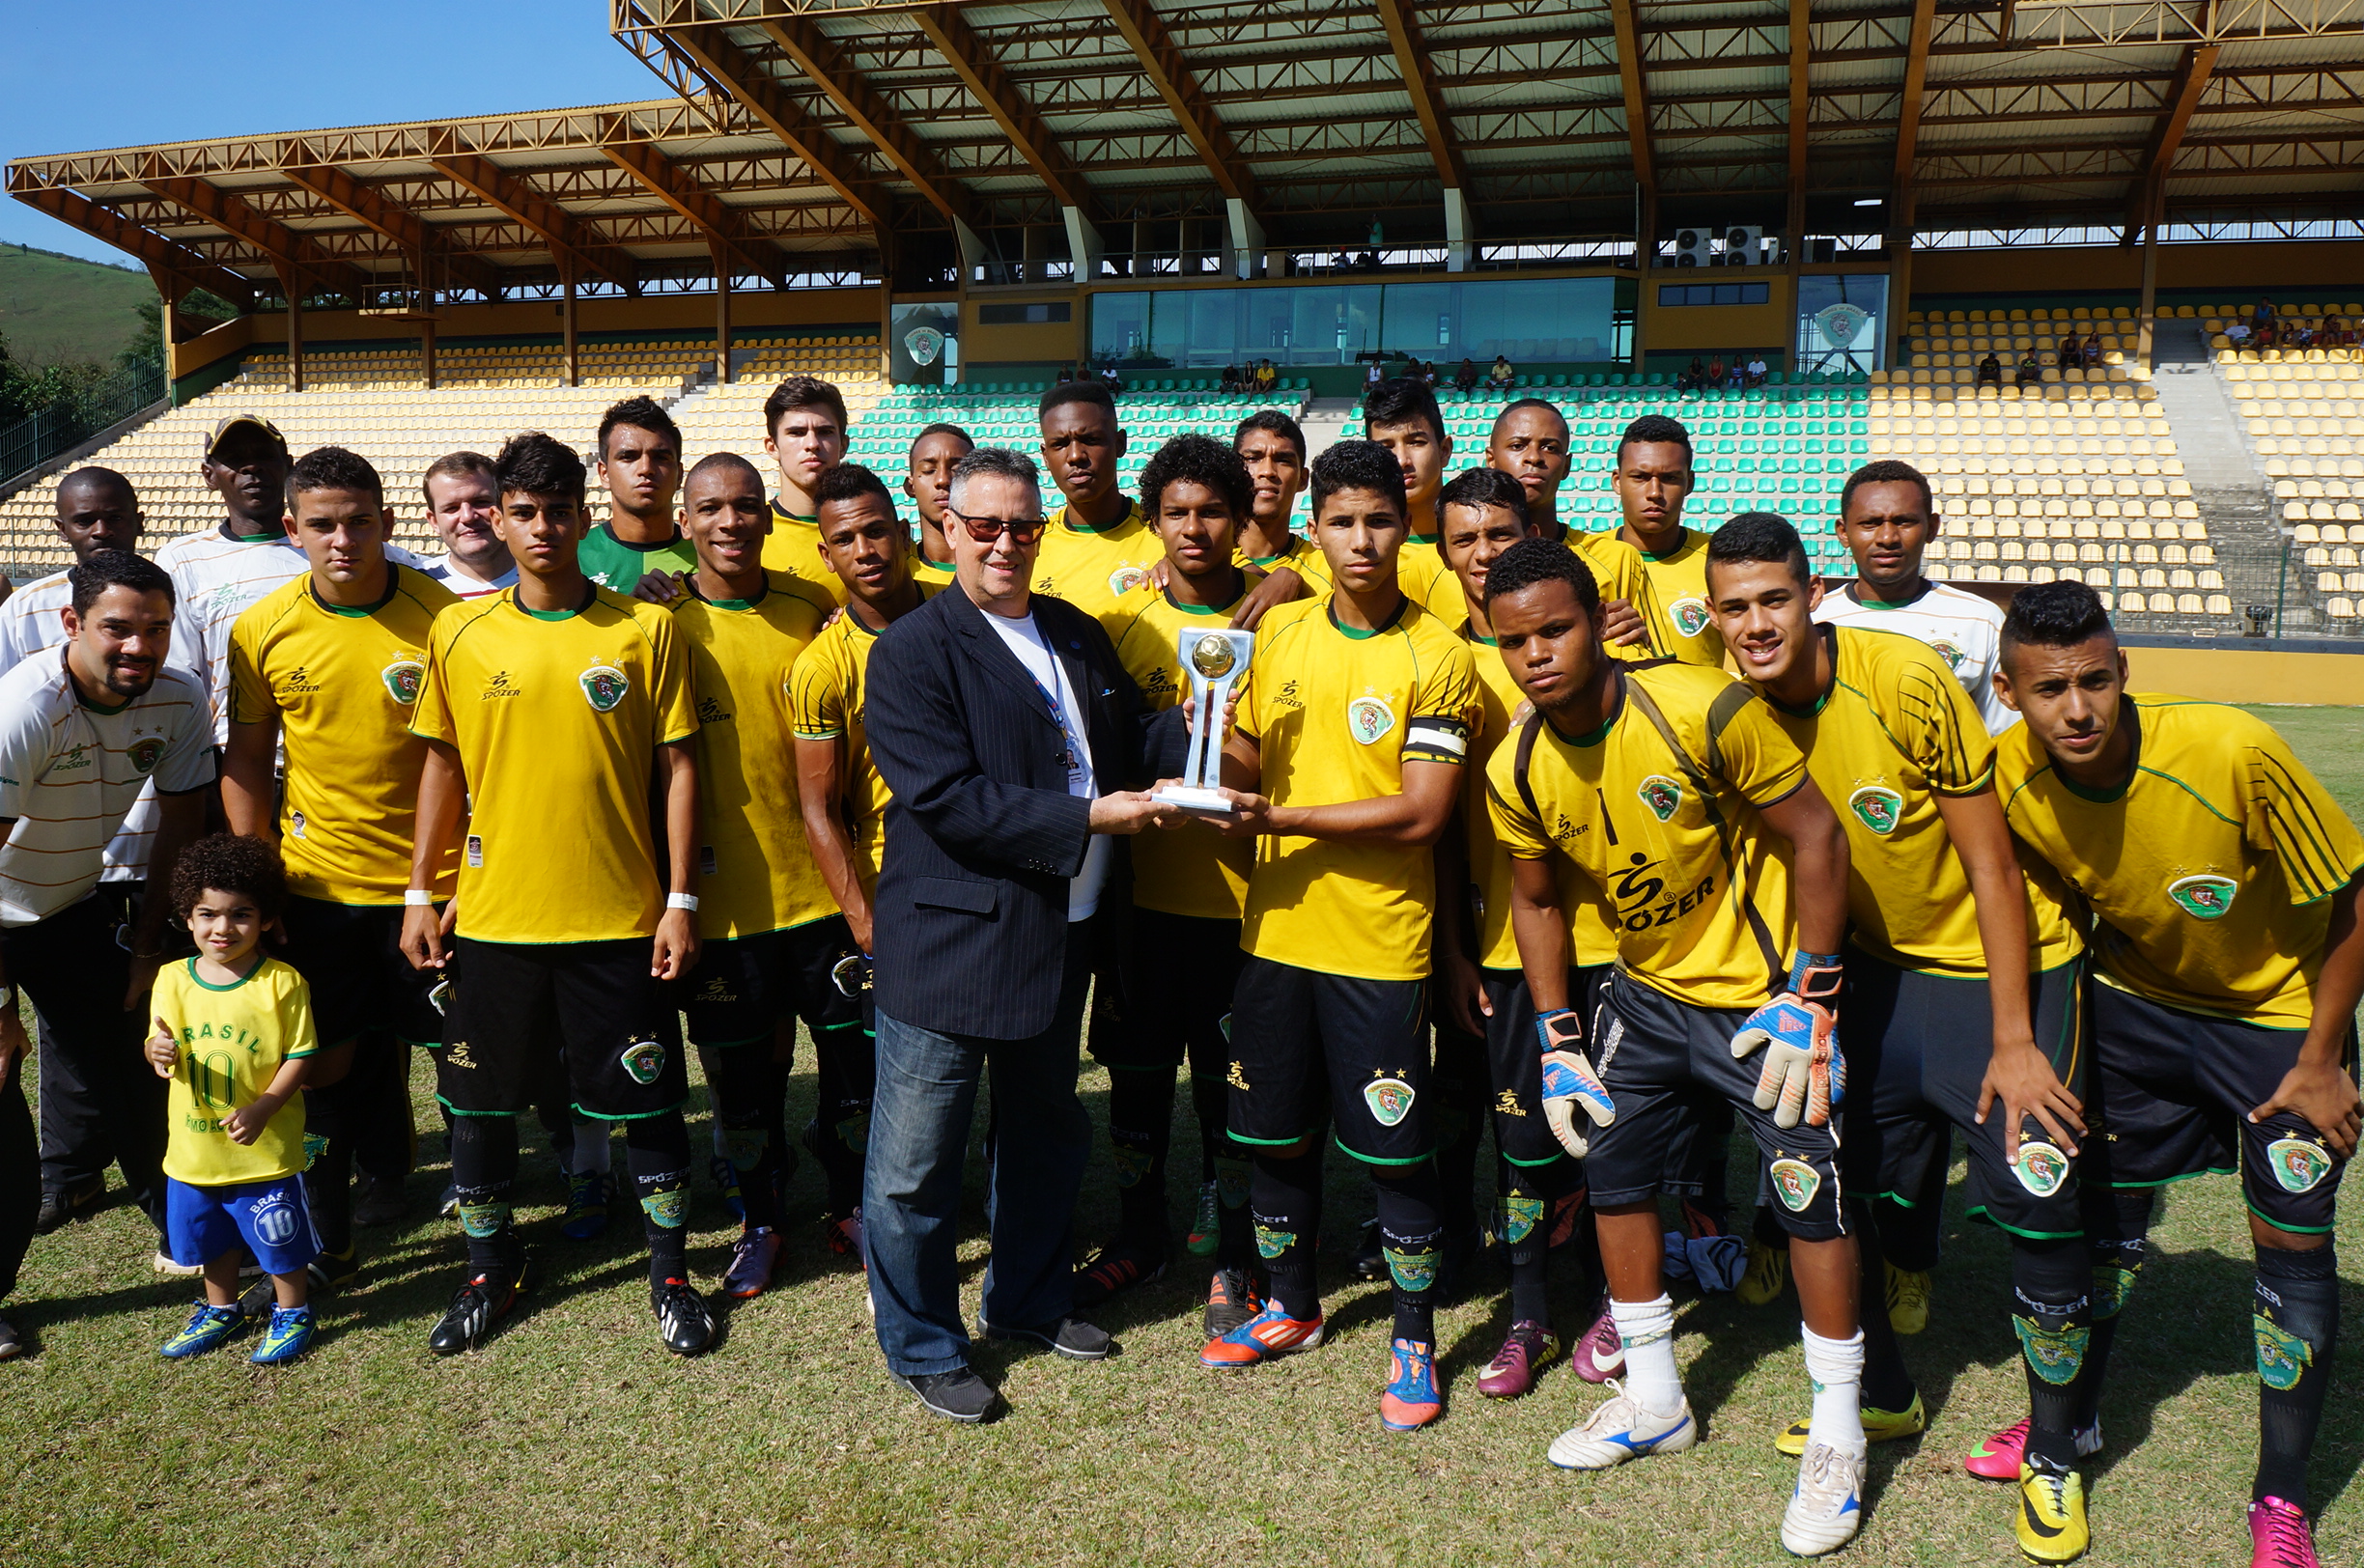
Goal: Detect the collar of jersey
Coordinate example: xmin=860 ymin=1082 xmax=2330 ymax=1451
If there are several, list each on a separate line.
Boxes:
xmin=694 ymin=577 xmax=769 ymax=612
xmin=770 ymin=500 xmax=817 ymax=527
xmin=1164 ymin=580 xmax=1244 ymax=617
xmin=1055 ymin=499 xmax=1140 ymax=535
xmin=1463 ymin=625 xmax=1501 ymax=649
xmin=1638 ymin=526 xmax=1690 ymax=564
xmin=183 ymin=953 xmax=265 ymax=993
xmin=217 ymin=521 xmax=285 ymax=546
xmin=602 ymin=522 xmax=688 ymax=555
xmin=2056 ymin=695 xmax=2143 ymax=803
xmin=1844 ymin=579 xmax=1932 ymax=612
xmin=1407 ymin=533 xmax=1440 ymax=547
xmin=1327 ymin=595 xmax=1408 ymax=640
xmin=512 ymin=581 xmax=598 ymax=622
xmin=310 ymin=567 xmax=402 ymax=620
xmin=1545 ymin=666 xmax=1625 ymax=748
xmin=1764 ymin=625 xmax=1840 ymax=717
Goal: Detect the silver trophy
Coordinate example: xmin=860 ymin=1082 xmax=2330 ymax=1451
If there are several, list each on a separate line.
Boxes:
xmin=1154 ymin=627 xmax=1253 ymax=816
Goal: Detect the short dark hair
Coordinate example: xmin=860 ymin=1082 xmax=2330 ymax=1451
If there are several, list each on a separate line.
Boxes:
xmin=684 ymin=451 xmax=764 ymax=492
xmin=169 ymin=832 xmax=287 ymax=923
xmin=598 ymin=395 xmax=682 ymax=460
xmin=1233 ymin=409 xmax=1307 ymax=460
xmin=1309 ymin=438 xmax=1408 ymax=518
xmin=1438 ymin=466 xmax=1531 ymax=530
xmin=815 ymin=462 xmax=896 ymax=512
xmin=494 ymin=432 xmax=587 ymax=504
xmin=56 ymin=466 xmax=136 ymax=507
xmin=1140 ymin=434 xmax=1252 ymax=520
xmin=1039 ymin=380 xmax=1116 ymax=420
xmin=1707 ymin=512 xmax=1812 ymax=590
xmin=422 ymin=451 xmax=496 ymax=506
xmin=1618 ymin=414 xmax=1694 ymax=464
xmin=946 ymin=446 xmax=1042 ymax=513
xmin=912 ymin=422 xmax=973 ymax=450
xmin=1482 ymin=536 xmax=1601 ymax=615
xmin=1841 ymin=459 xmax=1935 ymax=518
xmin=1363 ymin=377 xmax=1446 ymax=440
xmin=2002 ymin=579 xmax=2114 ymax=656
xmin=69 ymin=548 xmax=174 ymax=616
xmin=1493 ymin=398 xmax=1567 ymax=434
xmin=763 ymin=376 xmax=848 ymax=437
xmin=285 ymin=445 xmax=383 ymax=509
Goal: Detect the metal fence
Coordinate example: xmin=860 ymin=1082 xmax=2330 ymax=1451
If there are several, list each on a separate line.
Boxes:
xmin=0 ymin=358 xmax=168 ymax=487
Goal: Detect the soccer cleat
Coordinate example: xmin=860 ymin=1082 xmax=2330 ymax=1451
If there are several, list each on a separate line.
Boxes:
xmin=1203 ymin=1267 xmax=1265 ymax=1340
xmin=249 ymin=1304 xmax=315 ymax=1365
xmin=427 ymin=1259 xmax=527 ymax=1356
xmin=1775 ymin=1390 xmax=1926 ymax=1457
xmin=1071 ymin=1243 xmax=1165 ymax=1310
xmin=653 ymin=1277 xmax=716 ymax=1356
xmin=1200 ymin=1302 xmax=1325 ymax=1368
xmin=1965 ymin=1416 xmax=2104 ymax=1481
xmin=1886 ymin=1259 xmax=1931 ymax=1335
xmin=1186 ymin=1181 xmax=1221 ymax=1257
xmin=1572 ymin=1300 xmax=1625 ymax=1384
xmin=1781 ymin=1442 xmax=1867 ymax=1556
xmin=822 ymin=1209 xmax=865 ymax=1263
xmin=723 ymin=1226 xmax=781 ymax=1300
xmin=159 ymin=1302 xmax=242 ymax=1359
xmin=1380 ymin=1338 xmax=1443 ymax=1431
xmin=2250 ymin=1497 xmax=2321 ymax=1568
xmin=710 ymin=1155 xmax=746 ymax=1222
xmin=2015 ymin=1455 xmax=2090 ymax=1563
xmin=1477 ymin=1320 xmax=1562 ymax=1399
xmin=558 ymin=1171 xmax=610 ymax=1242
xmin=1546 ymin=1384 xmax=1698 ymax=1470
xmin=1737 ymin=1238 xmax=1789 ymax=1306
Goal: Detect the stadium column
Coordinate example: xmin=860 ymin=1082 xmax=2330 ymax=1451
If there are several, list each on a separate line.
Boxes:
xmin=1065 ymin=208 xmax=1104 ymax=284
xmin=2136 ymin=207 xmax=2160 ymax=372
xmin=711 ymin=238 xmax=734 ymax=385
xmin=562 ymin=267 xmax=580 ymax=388
xmin=1444 ymin=189 xmax=1472 ymax=273
xmin=1226 ymin=199 xmax=1265 ymax=280
xmin=275 ymin=262 xmax=305 ymax=394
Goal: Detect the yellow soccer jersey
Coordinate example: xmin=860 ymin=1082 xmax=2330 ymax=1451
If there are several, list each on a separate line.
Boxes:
xmin=1998 ymin=695 xmax=2364 ymax=1027
xmin=1245 ymin=535 xmax=1330 ymax=592
xmin=157 ymin=955 xmax=318 ymax=1186
xmin=671 ymin=574 xmax=834 ymax=940
xmin=1760 ymin=626 xmax=2080 ymax=977
xmin=1395 ymin=536 xmax=1480 ymax=628
xmin=1101 ymin=583 xmax=1257 ymax=920
xmin=786 ymin=587 xmax=943 ymax=891
xmin=1033 ymin=500 xmax=1163 ymax=620
xmin=1567 ymin=530 xmax=1665 ymax=661
xmin=762 ymin=503 xmax=849 ymax=605
xmin=1633 ymin=526 xmax=1725 ymax=666
xmin=1463 ymin=629 xmax=1619 ymax=969
xmin=410 ymin=587 xmax=699 ymax=945
xmin=914 ymin=552 xmax=958 ymax=587
xmin=1238 ymin=596 xmax=1480 ymax=981
xmin=1486 ymin=661 xmax=1808 ymax=1010
xmin=228 ymin=566 xmax=461 ymax=905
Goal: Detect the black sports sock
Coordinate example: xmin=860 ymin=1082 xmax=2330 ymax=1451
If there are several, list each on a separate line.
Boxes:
xmin=1855 ymin=1203 xmax=1919 ymax=1413
xmin=2079 ymin=1185 xmax=2154 ymax=1429
xmin=1250 ymin=1148 xmax=1322 ymax=1320
xmin=1188 ymin=1071 xmax=1228 ymax=1188
xmin=447 ymin=1113 xmax=520 ymax=1274
xmin=706 ymin=1046 xmax=789 ymax=1231
xmin=624 ymin=1112 xmax=693 ymax=1285
xmin=1196 ymin=1072 xmax=1255 ymax=1271
xmin=809 ymin=1020 xmax=874 ymax=1217
xmin=1376 ymin=1160 xmax=1446 ymax=1345
xmin=1106 ymin=1066 xmax=1177 ymax=1250
xmin=2254 ymin=1243 xmax=2338 ymax=1507
xmin=302 ymin=1084 xmax=355 ymax=1259
xmin=2012 ymin=1237 xmax=2097 ymax=1468
xmin=1429 ymin=1034 xmax=1485 ymax=1244
xmin=1501 ymin=1156 xmax=1557 ymax=1326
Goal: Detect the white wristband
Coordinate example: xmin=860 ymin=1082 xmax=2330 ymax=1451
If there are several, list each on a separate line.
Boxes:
xmin=404 ymin=889 xmax=435 ymax=907
xmin=666 ymin=893 xmax=700 ymax=911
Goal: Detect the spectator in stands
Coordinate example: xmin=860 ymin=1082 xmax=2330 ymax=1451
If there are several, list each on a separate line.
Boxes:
xmin=1677 ymin=356 xmax=1707 ymax=394
xmin=2225 ymin=320 xmax=2253 ymax=347
xmin=1420 ymin=360 xmax=1439 ymax=389
xmin=1222 ymin=363 xmax=1242 ymax=394
xmin=2058 ymin=332 xmax=2081 ymax=369
xmin=1488 ymin=353 xmax=1513 ymax=389
xmin=1364 ymin=360 xmax=1385 ymax=393
xmin=1746 ymin=354 xmax=1769 ymax=387
xmin=1101 ymin=363 xmax=1123 ymax=397
xmin=2081 ymin=333 xmax=2103 ymax=368
xmin=1976 ymin=351 xmax=2004 ymax=386
xmin=2324 ymin=316 xmax=2351 ymax=349
xmin=1256 ymin=359 xmax=1278 ymax=393
xmin=419 ymin=452 xmax=517 ymax=600
xmin=2015 ymin=350 xmax=2044 ymax=387
xmin=1704 ymin=354 xmax=1726 ymax=389
xmin=2252 ymin=296 xmax=2277 ymax=333
xmin=1455 ymin=356 xmax=1479 ymax=394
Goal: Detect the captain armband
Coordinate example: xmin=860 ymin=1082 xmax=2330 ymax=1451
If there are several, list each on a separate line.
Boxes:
xmin=1403 ymin=715 xmax=1472 ymax=764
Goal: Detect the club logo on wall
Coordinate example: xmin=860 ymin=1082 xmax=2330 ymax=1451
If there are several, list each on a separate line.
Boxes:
xmin=1815 ymin=302 xmax=1871 ymax=350
xmin=904 ymin=326 xmax=944 ymax=367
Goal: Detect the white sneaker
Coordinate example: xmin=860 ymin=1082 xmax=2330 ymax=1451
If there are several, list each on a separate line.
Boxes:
xmin=152 ymin=1249 xmax=201 ymax=1277
xmin=1781 ymin=1442 xmax=1867 ymax=1555
xmin=1546 ymin=1382 xmax=1699 ymax=1470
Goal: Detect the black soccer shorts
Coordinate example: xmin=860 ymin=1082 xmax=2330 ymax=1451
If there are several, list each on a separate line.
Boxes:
xmin=436 ymin=937 xmax=686 ymax=1122
xmin=1226 ymin=955 xmax=1430 ymax=1165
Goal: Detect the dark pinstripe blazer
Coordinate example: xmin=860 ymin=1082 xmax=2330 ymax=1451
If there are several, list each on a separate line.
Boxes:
xmin=865 ymin=583 xmax=1169 ymax=1040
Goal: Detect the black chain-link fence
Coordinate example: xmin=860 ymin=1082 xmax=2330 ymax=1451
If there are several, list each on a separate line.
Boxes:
xmin=0 ymin=358 xmax=167 ymax=487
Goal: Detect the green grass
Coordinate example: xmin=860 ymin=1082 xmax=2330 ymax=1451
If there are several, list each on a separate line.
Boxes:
xmin=9 ymin=708 xmax=2363 ymax=1566
xmin=0 ymin=245 xmax=156 ymax=368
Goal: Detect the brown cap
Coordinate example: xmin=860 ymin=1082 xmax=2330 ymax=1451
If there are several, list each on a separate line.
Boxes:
xmin=202 ymin=413 xmax=289 ymax=460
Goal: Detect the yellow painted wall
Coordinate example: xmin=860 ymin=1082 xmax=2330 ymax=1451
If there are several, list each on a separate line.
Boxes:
xmin=2125 ymin=645 xmax=2364 ymax=706
xmin=962 ymin=298 xmax=1081 ymax=365
xmin=1639 ymin=268 xmax=1794 ymax=353
xmin=221 ymin=287 xmax=885 ymax=358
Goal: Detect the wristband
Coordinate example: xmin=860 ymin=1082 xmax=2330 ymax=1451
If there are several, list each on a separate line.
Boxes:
xmin=404 ymin=889 xmax=436 ymax=907
xmin=666 ymin=893 xmax=700 ymax=911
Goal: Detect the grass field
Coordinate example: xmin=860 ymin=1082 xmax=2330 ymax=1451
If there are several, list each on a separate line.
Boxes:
xmin=0 ymin=244 xmax=155 ymax=368
xmin=7 ymin=706 xmax=2360 ymax=1566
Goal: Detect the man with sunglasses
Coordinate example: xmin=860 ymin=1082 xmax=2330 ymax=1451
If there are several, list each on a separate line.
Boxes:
xmin=861 ymin=446 xmax=1187 ymax=1423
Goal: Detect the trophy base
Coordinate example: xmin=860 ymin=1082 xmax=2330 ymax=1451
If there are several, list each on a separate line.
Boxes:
xmin=1152 ymin=784 xmax=1236 ymax=818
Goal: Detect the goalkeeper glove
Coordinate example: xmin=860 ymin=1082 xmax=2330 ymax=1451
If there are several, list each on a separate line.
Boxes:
xmin=1535 ymin=1007 xmax=1616 ymax=1158
xmin=1729 ymin=952 xmax=1845 ymax=1129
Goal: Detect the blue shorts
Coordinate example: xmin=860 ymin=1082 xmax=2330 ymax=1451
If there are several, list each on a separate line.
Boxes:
xmin=163 ymin=1174 xmax=320 ymax=1275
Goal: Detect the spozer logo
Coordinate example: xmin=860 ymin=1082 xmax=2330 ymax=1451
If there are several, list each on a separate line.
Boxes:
xmin=697 ymin=696 xmax=730 ymax=725
xmin=481 ymin=670 xmax=522 ymax=700
xmin=580 ymin=663 xmax=631 ymax=713
xmin=2167 ymin=872 xmax=2238 ymax=920
xmin=280 ymin=664 xmax=324 ymax=695
xmin=1271 ymin=678 xmax=1304 ymax=711
xmin=51 ymin=743 xmax=93 ymax=774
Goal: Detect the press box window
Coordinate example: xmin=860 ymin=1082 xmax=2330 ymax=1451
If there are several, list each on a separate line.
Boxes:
xmin=1657 ymin=283 xmax=1771 ymax=307
xmin=978 ymin=302 xmax=1073 ymax=324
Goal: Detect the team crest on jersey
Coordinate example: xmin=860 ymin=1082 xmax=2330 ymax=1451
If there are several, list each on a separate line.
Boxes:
xmin=2266 ymin=1136 xmax=2333 ymax=1193
xmin=618 ymin=1038 xmax=667 ymax=1085
xmin=1928 ymin=638 xmax=1966 ymax=672
xmin=248 ymin=1189 xmax=301 ymax=1248
xmin=127 ymin=738 xmax=166 ymax=775
xmin=579 ymin=662 xmax=631 ymax=713
xmin=1346 ymin=693 xmax=1395 ymax=745
xmin=1108 ymin=564 xmax=1150 ymax=599
xmin=2256 ymin=1313 xmax=2313 ymax=1390
xmin=1846 ymin=784 xmax=1904 ymax=835
xmin=380 ymin=657 xmax=425 ymax=706
xmin=1670 ymin=596 xmax=1712 ymax=639
xmin=1363 ymin=1074 xmax=1417 ymax=1127
xmin=2012 ymin=1139 xmax=2070 ymax=1196
xmin=1638 ymin=773 xmax=1684 ymax=823
xmin=2167 ymin=872 xmax=2237 ymax=920
xmin=1768 ymin=1157 xmax=1822 ymax=1212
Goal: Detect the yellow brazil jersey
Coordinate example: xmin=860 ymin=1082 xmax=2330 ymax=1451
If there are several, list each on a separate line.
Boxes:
xmin=786 ymin=582 xmax=944 ymax=893
xmin=1759 ymin=626 xmax=2080 ymax=977
xmin=157 ymin=955 xmax=318 ymax=1186
xmin=410 ymin=587 xmax=699 ymax=945
xmin=1238 ymin=595 xmax=1480 ymax=982
xmin=1396 ymin=536 xmax=1480 ymax=628
xmin=670 ymin=574 xmax=835 ymax=941
xmin=1633 ymin=526 xmax=1725 ymax=666
xmin=1100 ymin=583 xmax=1257 ymax=920
xmin=1486 ymin=661 xmax=1808 ymax=1011
xmin=228 ymin=566 xmax=461 ymax=906
xmin=1998 ymin=695 xmax=2364 ymax=1028
xmin=1033 ymin=500 xmax=1163 ymax=621
xmin=762 ymin=502 xmax=849 ymax=605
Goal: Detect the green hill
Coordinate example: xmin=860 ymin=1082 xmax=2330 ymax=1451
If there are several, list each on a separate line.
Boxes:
xmin=0 ymin=244 xmax=157 ymax=367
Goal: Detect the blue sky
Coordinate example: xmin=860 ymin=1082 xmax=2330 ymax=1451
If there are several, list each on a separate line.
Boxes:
xmin=1 ymin=2 xmax=659 ymax=266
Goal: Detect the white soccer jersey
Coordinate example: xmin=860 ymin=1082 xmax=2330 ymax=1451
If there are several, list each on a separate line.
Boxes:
xmin=1814 ymin=578 xmax=2017 ymax=735
xmin=0 ymin=651 xmax=213 ymax=927
xmin=417 ymin=553 xmax=518 ymax=600
xmin=0 ymin=571 xmax=161 ymax=882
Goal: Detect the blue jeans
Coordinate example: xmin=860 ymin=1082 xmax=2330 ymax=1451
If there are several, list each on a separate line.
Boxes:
xmin=865 ymin=930 xmax=1093 ymax=1377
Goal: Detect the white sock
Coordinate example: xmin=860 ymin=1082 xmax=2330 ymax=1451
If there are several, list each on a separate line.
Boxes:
xmin=1611 ymin=1295 xmax=1683 ymax=1417
xmin=1801 ymin=1326 xmax=1868 ymax=1457
xmin=574 ymin=1118 xmax=612 ymax=1176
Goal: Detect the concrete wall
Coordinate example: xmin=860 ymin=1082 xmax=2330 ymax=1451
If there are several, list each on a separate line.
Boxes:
xmin=1912 ymin=240 xmax=2364 ymax=301
xmin=1639 ymin=268 xmax=1793 ymax=354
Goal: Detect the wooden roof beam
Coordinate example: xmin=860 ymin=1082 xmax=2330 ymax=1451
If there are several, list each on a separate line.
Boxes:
xmin=2125 ymin=42 xmax=2221 ymax=232
xmin=1375 ymin=0 xmax=1472 ymax=192
xmin=596 ymin=125 xmax=788 ymax=290
xmin=1098 ymin=0 xmax=1260 ymax=212
xmin=663 ymin=20 xmax=895 ymax=233
xmin=1787 ymin=0 xmax=1813 ymax=243
xmin=1889 ymin=0 xmax=1938 ymax=235
xmin=143 ymin=176 xmax=373 ymax=298
xmin=278 ymin=154 xmax=502 ymax=298
xmin=914 ymin=4 xmax=1098 ymax=217
xmin=1606 ymin=0 xmax=1657 ymax=197
xmin=428 ymin=154 xmax=638 ymax=294
xmin=4 ymin=179 xmax=255 ymax=310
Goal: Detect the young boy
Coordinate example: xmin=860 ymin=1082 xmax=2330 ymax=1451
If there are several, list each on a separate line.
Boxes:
xmin=581 ymin=397 xmax=693 ymax=599
xmin=145 ymin=833 xmax=321 ymax=1365
xmin=1611 ymin=415 xmax=1722 ymax=667
xmin=761 ymin=377 xmax=852 ymax=602
xmin=903 ymin=424 xmax=972 ymax=583
xmin=1362 ymin=378 xmax=1476 ymax=623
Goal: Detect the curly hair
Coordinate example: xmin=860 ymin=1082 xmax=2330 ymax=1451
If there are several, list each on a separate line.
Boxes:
xmin=1841 ymin=458 xmax=1934 ymax=518
xmin=1482 ymin=535 xmax=1600 ymax=614
xmin=814 ymin=462 xmax=896 ymax=511
xmin=2002 ymin=579 xmax=2113 ymax=655
xmin=1618 ymin=413 xmax=1694 ymax=464
xmin=1140 ymin=434 xmax=1252 ymax=520
xmin=1309 ymin=438 xmax=1408 ymax=519
xmin=169 ymin=833 xmax=288 ymax=922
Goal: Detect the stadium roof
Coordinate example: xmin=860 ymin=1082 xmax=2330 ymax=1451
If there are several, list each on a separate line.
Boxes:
xmin=9 ymin=0 xmax=2362 ymax=306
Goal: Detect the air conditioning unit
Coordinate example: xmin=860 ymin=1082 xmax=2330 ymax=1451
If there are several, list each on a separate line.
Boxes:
xmin=1720 ymin=226 xmax=1763 ymax=266
xmin=1673 ymin=228 xmax=1714 ymax=267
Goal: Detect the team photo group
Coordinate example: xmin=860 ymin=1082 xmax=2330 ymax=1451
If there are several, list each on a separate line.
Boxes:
xmin=0 ymin=368 xmax=2355 ymax=1566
